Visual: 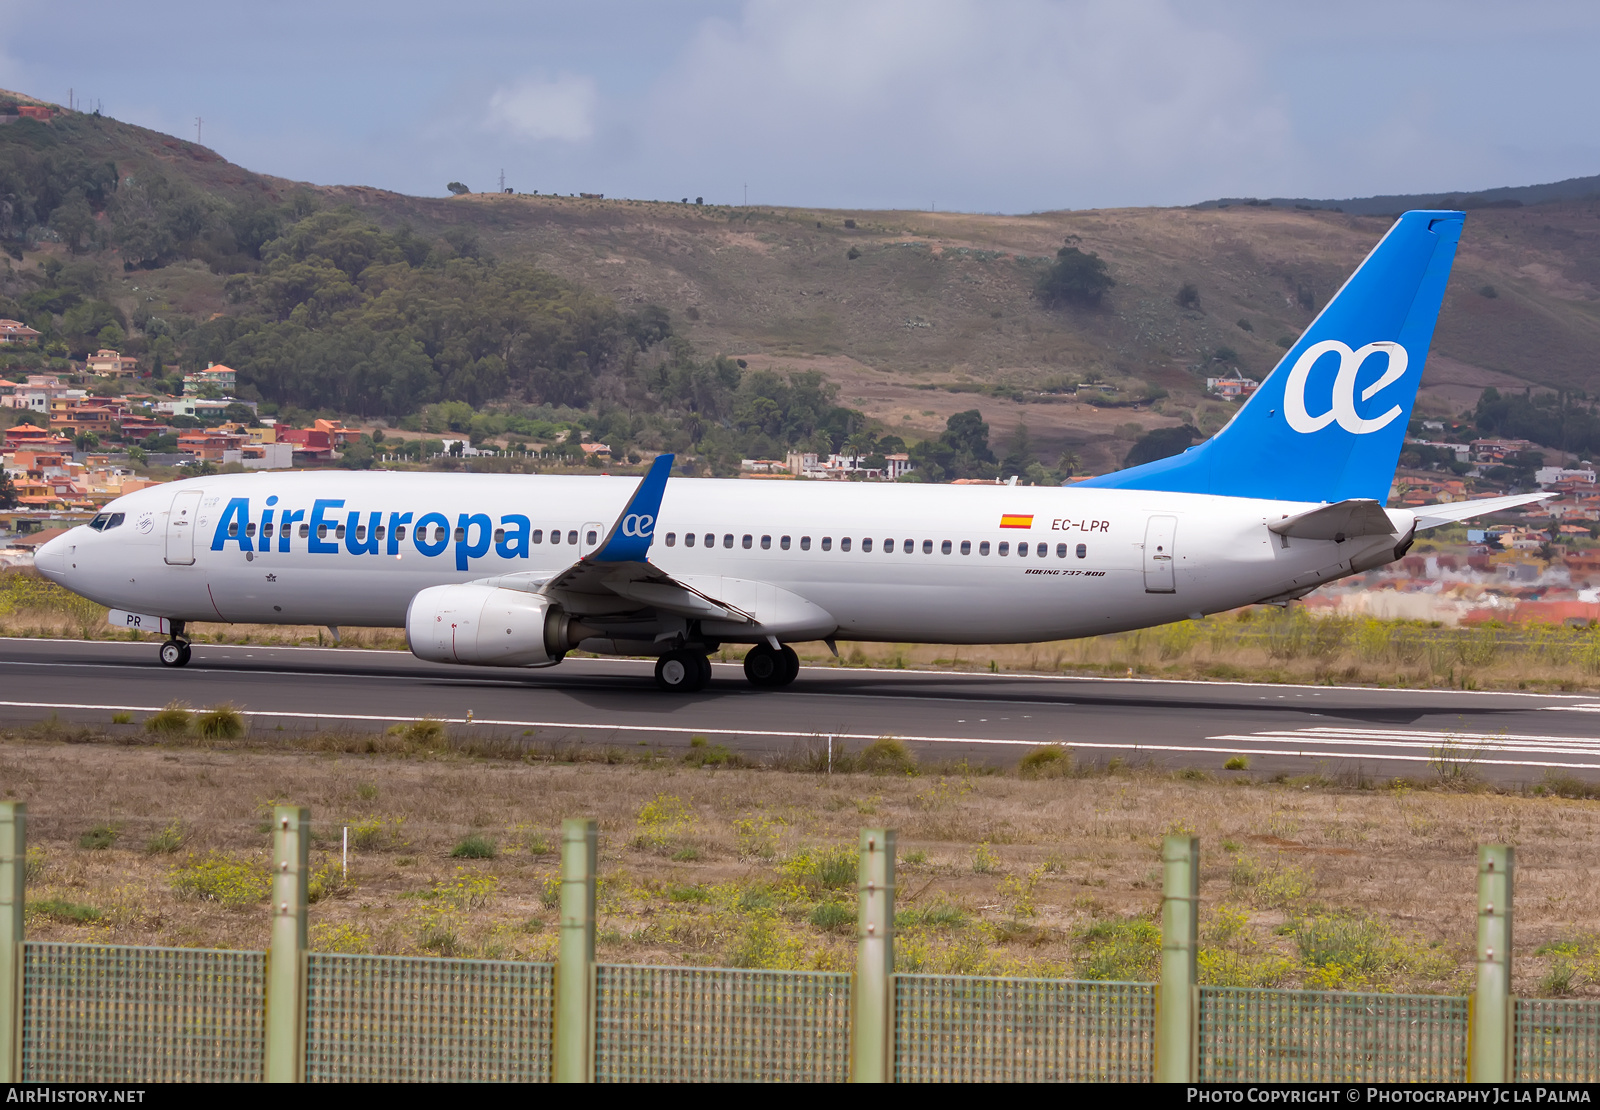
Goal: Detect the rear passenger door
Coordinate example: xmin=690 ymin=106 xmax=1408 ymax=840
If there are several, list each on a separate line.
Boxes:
xmin=1142 ymin=515 xmax=1177 ymax=593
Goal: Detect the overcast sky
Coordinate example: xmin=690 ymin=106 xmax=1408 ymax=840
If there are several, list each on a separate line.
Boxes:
xmin=12 ymin=0 xmax=1599 ymax=212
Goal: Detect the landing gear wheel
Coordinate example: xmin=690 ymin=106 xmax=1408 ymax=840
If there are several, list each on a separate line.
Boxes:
xmin=159 ymin=639 xmax=191 ymax=668
xmin=744 ymin=643 xmax=799 ymax=688
xmin=655 ymin=650 xmax=708 ymax=693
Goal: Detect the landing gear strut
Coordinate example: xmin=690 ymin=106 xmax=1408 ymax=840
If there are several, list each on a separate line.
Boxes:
xmin=654 ymin=649 xmax=711 ymax=692
xmin=159 ymin=621 xmax=191 ymax=668
xmin=744 ymin=643 xmax=798 ymax=688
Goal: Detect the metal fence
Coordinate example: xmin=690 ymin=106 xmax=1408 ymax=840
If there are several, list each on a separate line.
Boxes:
xmin=304 ymin=953 xmax=554 ymax=1082
xmin=594 ymin=964 xmax=850 ymax=1082
xmin=894 ymin=975 xmax=1155 ymax=1082
xmin=4 ymin=806 xmax=1600 ymax=1084
xmin=20 ymin=942 xmax=264 ymax=1083
xmin=1515 ymin=999 xmax=1600 ymax=1083
xmin=1199 ymin=987 xmax=1469 ymax=1083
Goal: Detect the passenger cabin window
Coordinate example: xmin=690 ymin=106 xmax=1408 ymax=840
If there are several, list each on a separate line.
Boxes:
xmin=941 ymin=540 xmax=952 ymax=554
xmin=665 ymin=533 xmax=676 ymax=547
xmin=800 ymin=536 xmax=811 ymax=551
xmin=821 ymin=537 xmax=832 ymax=551
xmin=336 ymin=524 xmax=346 ymax=540
xmin=883 ymin=538 xmax=893 ymax=553
xmin=376 ymin=526 xmax=386 ymax=541
xmin=922 ymin=540 xmax=933 ymax=554
xmin=299 ymin=524 xmax=310 ymax=539
xmin=761 ymin=535 xmax=771 ymax=549
xmin=245 ymin=523 xmax=257 ymax=538
xmin=453 ymin=527 xmax=465 ymax=542
xmin=263 ymin=523 xmax=274 ymax=538
xmin=998 ymin=541 xmax=1010 ymax=556
xmin=1037 ymin=542 xmax=1047 ymax=557
xmin=550 ymin=528 xmax=561 ymax=544
xmin=862 ymin=538 xmax=873 ymax=552
xmin=742 ymin=535 xmax=753 ymax=549
xmin=781 ymin=536 xmax=791 ymax=550
xmin=685 ymin=533 xmax=696 ymax=547
xmin=840 ymin=537 xmax=851 ymax=552
xmin=1056 ymin=543 xmax=1068 ymax=558
xmin=703 ymin=534 xmax=714 ymax=547
xmin=531 ymin=529 xmax=542 ymax=543
xmin=228 ymin=523 xmax=239 ymax=537
xmin=395 ymin=526 xmax=407 ymax=540
xmin=493 ymin=528 xmax=505 ymax=544
xmin=567 ymin=530 xmax=578 ymax=545
xmin=1017 ymin=542 xmax=1028 ymax=557
xmin=902 ymin=539 xmax=913 ymax=553
xmin=723 ymin=534 xmax=734 ymax=548
xmin=979 ymin=541 xmax=990 ymax=555
xmin=1077 ymin=543 xmax=1087 ymax=559
xmin=586 ymin=530 xmax=597 ymax=545
xmin=354 ymin=525 xmax=365 ymax=542
xmin=960 ymin=540 xmax=971 ymax=555
xmin=316 ymin=524 xmax=328 ymax=540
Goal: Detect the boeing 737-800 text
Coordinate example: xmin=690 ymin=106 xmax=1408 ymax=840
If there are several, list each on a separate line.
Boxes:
xmin=33 ymin=210 xmax=1545 ymax=691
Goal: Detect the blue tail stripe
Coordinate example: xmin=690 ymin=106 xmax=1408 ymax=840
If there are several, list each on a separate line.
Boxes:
xmin=1077 ymin=210 xmax=1464 ymax=504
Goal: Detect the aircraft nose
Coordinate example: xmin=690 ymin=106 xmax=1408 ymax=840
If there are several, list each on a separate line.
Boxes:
xmin=33 ymin=531 xmax=71 ymax=584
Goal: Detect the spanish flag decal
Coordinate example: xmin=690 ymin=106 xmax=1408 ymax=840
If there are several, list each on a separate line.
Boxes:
xmin=999 ymin=514 xmax=1034 ymax=529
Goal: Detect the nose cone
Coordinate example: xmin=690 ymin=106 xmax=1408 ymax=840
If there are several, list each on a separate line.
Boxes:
xmin=33 ymin=531 xmax=71 ymax=584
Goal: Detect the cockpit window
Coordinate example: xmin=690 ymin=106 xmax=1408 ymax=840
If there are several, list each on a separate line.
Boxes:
xmin=87 ymin=513 xmax=125 ymax=532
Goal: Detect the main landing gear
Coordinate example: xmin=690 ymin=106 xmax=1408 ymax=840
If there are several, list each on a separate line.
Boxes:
xmin=158 ymin=621 xmax=191 ymax=668
xmin=743 ymin=642 xmax=799 ymax=689
xmin=654 ymin=649 xmax=712 ymax=692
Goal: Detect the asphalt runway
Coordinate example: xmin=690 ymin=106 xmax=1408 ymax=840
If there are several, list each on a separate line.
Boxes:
xmin=3 ymin=637 xmax=1600 ymax=785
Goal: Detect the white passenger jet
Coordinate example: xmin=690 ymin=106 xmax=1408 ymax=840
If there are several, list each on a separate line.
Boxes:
xmin=35 ymin=210 xmax=1545 ymax=691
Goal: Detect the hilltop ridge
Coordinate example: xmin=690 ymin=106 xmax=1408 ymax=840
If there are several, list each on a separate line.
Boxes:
xmin=2 ymin=101 xmax=1598 ymax=471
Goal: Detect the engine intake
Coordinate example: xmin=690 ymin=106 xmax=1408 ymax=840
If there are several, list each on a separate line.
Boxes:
xmin=406 ymin=584 xmax=574 ymax=667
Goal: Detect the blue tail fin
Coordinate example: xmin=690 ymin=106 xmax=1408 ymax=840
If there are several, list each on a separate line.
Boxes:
xmin=1077 ymin=210 xmax=1464 ymax=503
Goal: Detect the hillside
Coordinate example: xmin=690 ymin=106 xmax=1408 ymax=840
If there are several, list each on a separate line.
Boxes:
xmin=5 ymin=100 xmax=1599 ymax=472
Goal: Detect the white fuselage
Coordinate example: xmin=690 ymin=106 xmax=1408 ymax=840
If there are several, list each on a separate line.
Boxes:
xmin=35 ymin=472 xmax=1407 ymax=645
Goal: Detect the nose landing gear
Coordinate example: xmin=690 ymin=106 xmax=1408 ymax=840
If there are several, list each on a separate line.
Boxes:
xmin=743 ymin=642 xmax=799 ymax=688
xmin=158 ymin=621 xmax=190 ymax=668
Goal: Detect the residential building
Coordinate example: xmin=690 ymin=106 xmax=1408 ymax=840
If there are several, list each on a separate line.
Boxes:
xmin=15 ymin=106 xmax=51 ymax=122
xmin=1205 ymin=374 xmax=1260 ymax=400
xmin=1537 ymin=465 xmax=1597 ymax=488
xmin=0 ymin=320 xmax=41 ymax=346
xmin=2 ymin=425 xmax=73 ymax=452
xmin=183 ymin=363 xmax=238 ymax=396
xmin=86 ymin=349 xmax=140 ymax=378
xmin=579 ymin=442 xmax=612 ymax=459
xmin=49 ymin=406 xmax=123 ymax=438
xmin=4 ymin=375 xmax=80 ymax=412
xmin=175 ymin=430 xmax=246 ymax=463
xmin=242 ymin=442 xmax=294 ymax=470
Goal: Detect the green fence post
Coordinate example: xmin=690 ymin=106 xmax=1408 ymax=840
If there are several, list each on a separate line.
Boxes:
xmin=1156 ymin=835 xmax=1199 ymax=1083
xmin=264 ymin=805 xmax=309 ymax=1083
xmin=0 ymin=803 xmax=23 ymax=1083
xmin=851 ymin=827 xmax=895 ymax=1083
xmin=554 ymin=818 xmax=597 ymax=1083
xmin=1469 ymin=844 xmax=1514 ymax=1082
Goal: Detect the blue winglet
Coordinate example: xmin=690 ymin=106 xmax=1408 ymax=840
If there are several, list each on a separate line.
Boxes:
xmin=590 ymin=453 xmax=674 ymax=563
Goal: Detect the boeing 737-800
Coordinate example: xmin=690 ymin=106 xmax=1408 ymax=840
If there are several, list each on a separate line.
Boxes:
xmin=33 ymin=210 xmax=1545 ymax=691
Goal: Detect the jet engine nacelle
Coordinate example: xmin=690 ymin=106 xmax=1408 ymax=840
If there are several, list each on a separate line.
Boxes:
xmin=406 ymin=584 xmax=573 ymax=667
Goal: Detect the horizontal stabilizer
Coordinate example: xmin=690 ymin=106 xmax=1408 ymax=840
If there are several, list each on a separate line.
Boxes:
xmin=1268 ymin=499 xmax=1399 ymax=541
xmin=1413 ymin=492 xmax=1552 ymax=531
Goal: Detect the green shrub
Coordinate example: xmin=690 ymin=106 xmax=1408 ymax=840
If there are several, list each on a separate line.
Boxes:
xmin=898 ymin=902 xmax=966 ymax=929
xmin=110 ymin=712 xmax=132 ymax=724
xmin=671 ymin=846 xmax=702 ymax=861
xmin=196 ymin=703 xmax=245 ymax=739
xmin=1076 ymin=916 xmax=1161 ymax=981
xmin=1018 ymin=745 xmax=1070 ymax=778
xmin=29 ymin=897 xmax=101 ymax=924
xmin=1224 ymin=755 xmax=1250 ymax=771
xmin=632 ymin=793 xmax=693 ymax=851
xmin=450 ymin=834 xmax=497 ymax=859
xmin=809 ymin=901 xmax=855 ymax=932
xmin=858 ymin=737 xmax=916 ymax=775
xmin=78 ymin=824 xmax=117 ymax=850
xmin=145 ymin=702 xmax=191 ymax=735
xmin=780 ymin=845 xmax=857 ymax=892
xmin=1540 ymin=957 xmax=1577 ymax=997
xmin=971 ymin=842 xmax=999 ymax=874
xmin=145 ymin=822 xmax=186 ymax=854
xmin=171 ymin=852 xmax=271 ymax=907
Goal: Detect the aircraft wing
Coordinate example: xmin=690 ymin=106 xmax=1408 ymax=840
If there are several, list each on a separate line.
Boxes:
xmin=1412 ymin=492 xmax=1553 ymax=531
xmin=532 ymin=454 xmax=756 ymax=624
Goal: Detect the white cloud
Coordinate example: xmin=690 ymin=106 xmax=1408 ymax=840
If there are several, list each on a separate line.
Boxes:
xmin=639 ymin=0 xmax=1296 ymax=209
xmin=485 ymin=74 xmax=597 ymax=142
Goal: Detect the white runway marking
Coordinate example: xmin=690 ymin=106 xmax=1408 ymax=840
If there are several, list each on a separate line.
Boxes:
xmin=1207 ymin=726 xmax=1600 ymax=771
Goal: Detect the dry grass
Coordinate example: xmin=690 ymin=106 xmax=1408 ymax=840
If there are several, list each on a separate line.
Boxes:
xmin=8 ymin=722 xmax=1600 ymax=995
